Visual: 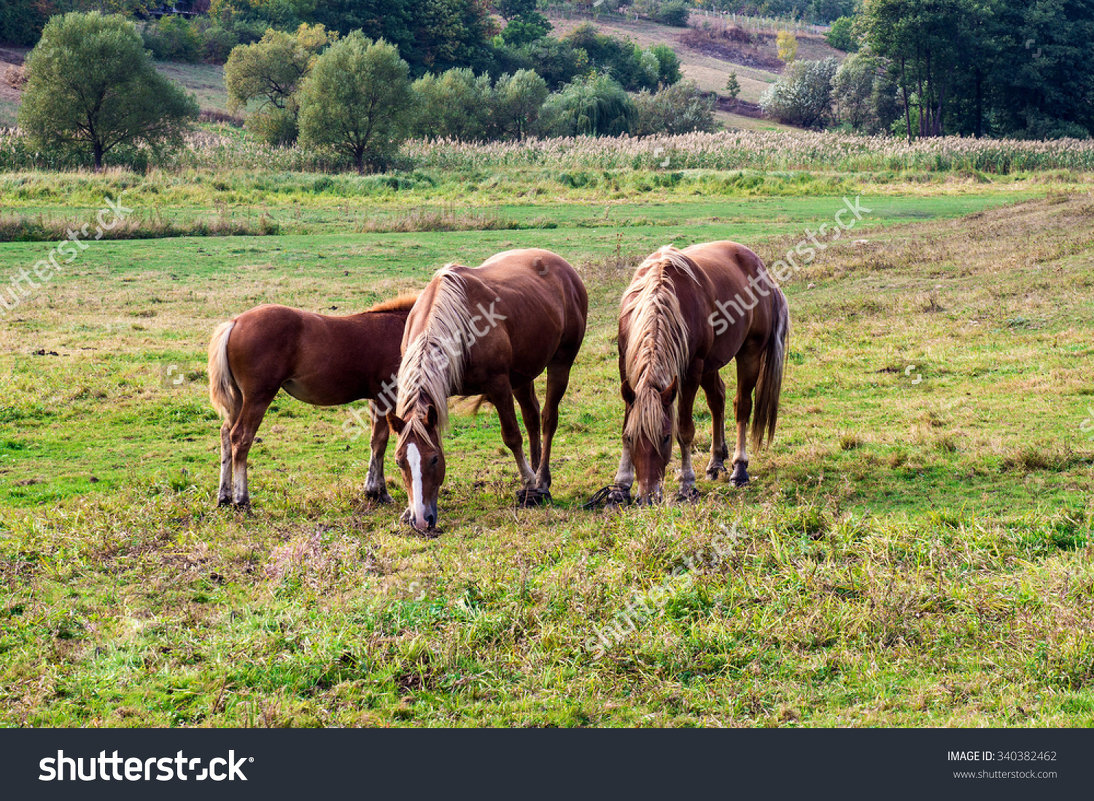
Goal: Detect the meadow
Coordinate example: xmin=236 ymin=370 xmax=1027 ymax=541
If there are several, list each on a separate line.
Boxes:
xmin=1 ymin=148 xmax=1093 ymax=726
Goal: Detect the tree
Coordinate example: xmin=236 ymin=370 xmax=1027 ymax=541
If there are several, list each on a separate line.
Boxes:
xmin=776 ymin=30 xmax=798 ymax=63
xmin=297 ymin=33 xmax=413 ymax=173
xmin=225 ymin=24 xmax=335 ymax=146
xmin=18 ymin=12 xmax=197 ymax=170
xmin=536 ymin=72 xmax=636 ymax=137
xmin=759 ymin=57 xmax=839 ymax=128
xmin=411 ymin=67 xmax=494 ymax=140
xmin=863 ymin=0 xmax=978 ymax=139
xmin=832 ymin=50 xmax=900 ymax=132
xmin=307 ymin=0 xmax=497 ymax=75
xmin=499 ymin=12 xmax=552 ymax=46
xmin=492 ymin=69 xmax=548 ymax=139
xmin=495 ymin=0 xmax=537 ymax=21
xmin=825 ymin=15 xmax=860 ymax=52
xmin=0 ymin=0 xmax=51 ymax=46
xmin=725 ymin=72 xmax=741 ymax=100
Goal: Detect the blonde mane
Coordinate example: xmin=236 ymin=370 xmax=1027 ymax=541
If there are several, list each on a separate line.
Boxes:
xmin=620 ymin=246 xmax=698 ymax=445
xmin=395 ymin=266 xmax=474 ymax=440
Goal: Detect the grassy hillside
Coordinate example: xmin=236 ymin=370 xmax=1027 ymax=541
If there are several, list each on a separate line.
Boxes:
xmin=547 ymin=13 xmax=844 ymax=130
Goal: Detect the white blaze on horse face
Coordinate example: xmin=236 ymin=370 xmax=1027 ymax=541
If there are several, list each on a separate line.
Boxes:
xmin=407 ymin=443 xmax=426 ymax=527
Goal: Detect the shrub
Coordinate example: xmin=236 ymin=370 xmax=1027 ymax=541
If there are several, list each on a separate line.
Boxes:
xmin=776 ymin=30 xmax=798 ymax=63
xmin=652 ymin=0 xmax=690 ymax=27
xmin=143 ymin=16 xmax=202 ymax=63
xmin=825 ymin=16 xmax=860 ymax=53
xmin=760 ymin=57 xmax=839 ymax=129
xmin=633 ymin=81 xmax=716 ymax=136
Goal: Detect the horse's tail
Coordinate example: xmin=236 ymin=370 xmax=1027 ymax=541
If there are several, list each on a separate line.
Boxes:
xmin=207 ymin=320 xmax=241 ymax=421
xmin=751 ymin=287 xmax=788 ymax=451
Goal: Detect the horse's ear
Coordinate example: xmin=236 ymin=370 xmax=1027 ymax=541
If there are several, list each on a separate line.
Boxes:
xmin=621 ymin=381 xmax=636 ymax=405
xmin=426 ymin=404 xmax=439 ymax=429
xmin=387 ymin=413 xmax=405 ymax=435
xmin=660 ymin=378 xmax=678 ymax=406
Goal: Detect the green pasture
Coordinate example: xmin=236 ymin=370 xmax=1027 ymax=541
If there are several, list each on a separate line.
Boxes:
xmin=1 ymin=176 xmax=1093 ymax=727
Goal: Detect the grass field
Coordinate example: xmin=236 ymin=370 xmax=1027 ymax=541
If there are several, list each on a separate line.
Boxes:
xmin=1 ymin=160 xmax=1094 ymax=726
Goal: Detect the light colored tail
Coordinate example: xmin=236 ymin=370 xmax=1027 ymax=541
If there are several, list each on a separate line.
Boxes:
xmin=207 ymin=320 xmax=240 ymax=421
xmin=751 ymin=288 xmax=788 ymax=451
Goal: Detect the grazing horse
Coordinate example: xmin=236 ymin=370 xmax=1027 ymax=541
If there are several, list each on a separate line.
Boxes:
xmin=387 ymin=249 xmax=588 ymax=532
xmin=207 ymin=295 xmax=417 ymax=507
xmin=614 ymin=242 xmax=788 ymax=503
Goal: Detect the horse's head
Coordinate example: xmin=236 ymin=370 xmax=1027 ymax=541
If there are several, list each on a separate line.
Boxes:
xmin=388 ymin=404 xmax=445 ymax=532
xmin=622 ymin=378 xmax=677 ymax=503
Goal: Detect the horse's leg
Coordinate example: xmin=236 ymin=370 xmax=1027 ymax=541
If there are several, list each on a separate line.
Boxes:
xmin=614 ymin=400 xmax=635 ymax=491
xmin=217 ymin=416 xmax=237 ymax=506
xmin=535 ymin=362 xmax=573 ymax=493
xmin=513 ymin=381 xmax=542 ymax=473
xmin=730 ymin=349 xmax=763 ymax=487
xmin=675 ymin=375 xmax=701 ymax=499
xmin=364 ymin=401 xmax=393 ymax=504
xmin=487 ymin=377 xmax=538 ymax=495
xmin=701 ymin=369 xmax=729 ymax=480
xmin=229 ymin=391 xmax=276 ymax=507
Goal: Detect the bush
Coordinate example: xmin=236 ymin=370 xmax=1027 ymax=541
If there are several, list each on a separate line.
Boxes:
xmin=201 ymin=25 xmax=240 ymax=64
xmin=563 ymin=23 xmax=665 ymax=91
xmin=648 ymin=43 xmax=682 ymax=85
xmin=652 ymin=1 xmax=691 ymax=27
xmin=0 ymin=0 xmax=48 ymax=46
xmin=143 ymin=16 xmax=202 ymax=63
xmin=825 ymin=16 xmax=859 ymax=53
xmin=537 ymin=72 xmax=635 ymax=137
xmin=760 ymin=57 xmax=838 ymax=129
xmin=633 ymin=80 xmax=716 ymax=136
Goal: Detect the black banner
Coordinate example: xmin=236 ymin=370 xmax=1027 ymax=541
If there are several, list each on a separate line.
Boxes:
xmin=0 ymin=728 xmax=1087 ymax=800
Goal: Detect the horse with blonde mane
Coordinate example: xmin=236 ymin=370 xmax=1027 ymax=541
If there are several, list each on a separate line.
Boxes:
xmin=207 ymin=295 xmax=417 ymax=507
xmin=388 ymin=249 xmax=588 ymax=532
xmin=613 ymin=242 xmax=788 ymax=502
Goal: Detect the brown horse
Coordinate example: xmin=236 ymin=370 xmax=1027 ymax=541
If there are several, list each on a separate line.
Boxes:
xmin=207 ymin=295 xmax=417 ymax=507
xmin=387 ymin=249 xmax=588 ymax=532
xmin=614 ymin=242 xmax=788 ymax=502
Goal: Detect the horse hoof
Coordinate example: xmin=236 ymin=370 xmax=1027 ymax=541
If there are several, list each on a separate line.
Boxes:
xmin=366 ymin=490 xmax=393 ymax=505
xmin=606 ymin=487 xmax=632 ymax=507
xmin=729 ymin=464 xmax=750 ymax=487
xmin=517 ymin=488 xmax=551 ymax=507
xmin=217 ymin=497 xmax=233 ymax=508
xmin=706 ymin=465 xmax=725 ymax=481
xmin=675 ymin=486 xmax=700 ymax=503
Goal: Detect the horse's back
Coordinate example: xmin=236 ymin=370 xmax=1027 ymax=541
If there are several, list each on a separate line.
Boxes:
xmin=466 ymin=248 xmax=587 ymax=343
